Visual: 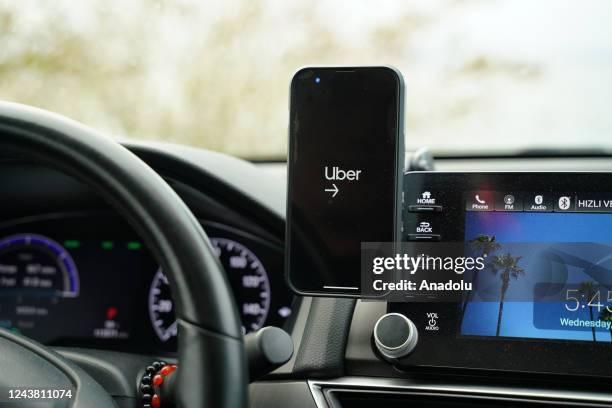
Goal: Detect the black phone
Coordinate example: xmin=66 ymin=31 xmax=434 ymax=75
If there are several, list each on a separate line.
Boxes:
xmin=286 ymin=66 xmax=405 ymax=296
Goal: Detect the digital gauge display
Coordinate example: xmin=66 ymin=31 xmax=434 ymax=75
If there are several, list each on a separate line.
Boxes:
xmin=0 ymin=234 xmax=80 ymax=298
xmin=149 ymin=237 xmax=274 ymax=340
xmin=0 ymin=232 xmax=139 ymax=344
xmin=0 ymin=233 xmax=85 ymax=342
xmin=0 ymin=214 xmax=294 ymax=353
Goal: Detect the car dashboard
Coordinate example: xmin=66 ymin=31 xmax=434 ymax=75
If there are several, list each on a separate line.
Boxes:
xmin=4 ymin=141 xmax=612 ymax=407
xmin=0 ymin=146 xmax=296 ymax=356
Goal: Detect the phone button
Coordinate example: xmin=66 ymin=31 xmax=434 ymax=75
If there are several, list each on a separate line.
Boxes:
xmin=466 ymin=192 xmax=495 ymax=211
xmin=408 ymin=205 xmax=443 ymax=213
xmin=407 ymin=234 xmax=441 ymax=242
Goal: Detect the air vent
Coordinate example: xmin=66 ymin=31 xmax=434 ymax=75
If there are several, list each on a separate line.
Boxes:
xmin=323 ymin=389 xmax=594 ymax=408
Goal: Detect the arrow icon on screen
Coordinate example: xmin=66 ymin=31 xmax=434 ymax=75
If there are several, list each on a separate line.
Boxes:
xmin=325 ymin=183 xmax=339 ymax=198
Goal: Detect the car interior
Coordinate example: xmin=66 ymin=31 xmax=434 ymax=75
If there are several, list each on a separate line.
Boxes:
xmin=2 ymin=2 xmax=612 ymax=408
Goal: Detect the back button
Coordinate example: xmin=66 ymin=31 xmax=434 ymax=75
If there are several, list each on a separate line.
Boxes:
xmin=407 ymin=234 xmax=441 ymax=242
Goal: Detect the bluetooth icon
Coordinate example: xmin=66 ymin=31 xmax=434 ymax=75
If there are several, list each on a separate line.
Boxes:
xmin=558 ymin=196 xmax=571 ymax=210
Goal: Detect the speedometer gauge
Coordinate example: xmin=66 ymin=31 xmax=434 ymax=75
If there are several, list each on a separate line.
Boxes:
xmin=212 ymin=238 xmax=271 ymax=333
xmin=148 ymin=269 xmax=177 ymax=342
xmin=148 ymin=237 xmax=272 ymax=341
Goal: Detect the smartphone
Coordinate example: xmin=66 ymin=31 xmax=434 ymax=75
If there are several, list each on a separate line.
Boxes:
xmin=286 ymin=66 xmax=405 ymax=296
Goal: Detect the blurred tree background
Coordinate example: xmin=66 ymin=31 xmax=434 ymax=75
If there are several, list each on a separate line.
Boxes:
xmin=0 ymin=0 xmax=610 ymax=159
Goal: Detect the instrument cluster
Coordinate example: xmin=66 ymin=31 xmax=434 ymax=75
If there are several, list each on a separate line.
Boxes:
xmin=0 ymin=213 xmax=294 ymax=353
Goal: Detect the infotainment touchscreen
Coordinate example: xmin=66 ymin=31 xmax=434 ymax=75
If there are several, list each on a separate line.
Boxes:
xmin=390 ymin=172 xmax=612 ymax=378
xmin=462 ymin=202 xmax=612 ymax=343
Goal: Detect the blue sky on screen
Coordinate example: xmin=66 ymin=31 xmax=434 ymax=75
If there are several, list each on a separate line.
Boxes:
xmin=462 ymin=211 xmax=612 ymax=342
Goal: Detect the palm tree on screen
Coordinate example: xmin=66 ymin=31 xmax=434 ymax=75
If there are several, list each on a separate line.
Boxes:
xmin=598 ymin=307 xmax=612 ymax=343
xmin=490 ymin=253 xmax=524 ymax=337
xmin=462 ymin=235 xmax=501 ymax=314
xmin=579 ymin=281 xmax=597 ymax=342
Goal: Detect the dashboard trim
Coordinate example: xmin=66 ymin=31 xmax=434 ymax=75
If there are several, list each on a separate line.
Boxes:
xmin=307 ymin=377 xmax=612 ymax=407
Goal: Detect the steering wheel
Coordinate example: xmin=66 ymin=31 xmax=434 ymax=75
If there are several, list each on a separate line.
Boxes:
xmin=0 ymin=102 xmax=248 ymax=407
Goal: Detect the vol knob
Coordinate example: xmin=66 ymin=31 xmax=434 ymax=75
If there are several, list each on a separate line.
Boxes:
xmin=373 ymin=313 xmax=418 ymax=360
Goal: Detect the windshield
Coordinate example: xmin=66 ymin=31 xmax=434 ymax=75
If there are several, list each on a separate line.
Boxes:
xmin=1 ymin=1 xmax=611 ymax=159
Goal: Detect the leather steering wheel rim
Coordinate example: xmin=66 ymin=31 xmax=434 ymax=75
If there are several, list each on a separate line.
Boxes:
xmin=0 ymin=102 xmax=248 ymax=407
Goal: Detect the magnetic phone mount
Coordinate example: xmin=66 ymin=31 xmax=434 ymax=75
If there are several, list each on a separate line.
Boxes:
xmin=405 ymin=147 xmax=434 ymax=172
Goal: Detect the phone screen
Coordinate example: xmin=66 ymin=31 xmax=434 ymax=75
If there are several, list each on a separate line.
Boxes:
xmin=286 ymin=67 xmax=404 ymax=295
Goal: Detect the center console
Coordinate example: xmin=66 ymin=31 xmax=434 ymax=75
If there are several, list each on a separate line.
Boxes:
xmin=298 ymin=171 xmax=612 ymax=408
xmin=379 ymin=172 xmax=612 ymax=378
